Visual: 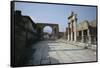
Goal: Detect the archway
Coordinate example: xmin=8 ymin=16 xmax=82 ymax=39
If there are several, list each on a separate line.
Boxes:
xmin=43 ymin=26 xmax=52 ymax=40
xmin=36 ymin=23 xmax=59 ymax=40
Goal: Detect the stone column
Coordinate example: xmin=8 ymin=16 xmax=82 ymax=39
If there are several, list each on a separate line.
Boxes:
xmin=56 ymin=27 xmax=58 ymax=39
xmin=71 ymin=22 xmax=73 ymax=41
xmin=68 ymin=23 xmax=70 ymax=41
xmin=81 ymin=30 xmax=84 ymax=42
xmin=87 ymin=29 xmax=91 ymax=44
xmin=73 ymin=14 xmax=77 ymax=42
xmin=53 ymin=27 xmax=56 ymax=40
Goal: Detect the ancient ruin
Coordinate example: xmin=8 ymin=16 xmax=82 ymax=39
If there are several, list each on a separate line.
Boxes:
xmin=66 ymin=12 xmax=97 ymax=45
xmin=36 ymin=23 xmax=59 ymax=40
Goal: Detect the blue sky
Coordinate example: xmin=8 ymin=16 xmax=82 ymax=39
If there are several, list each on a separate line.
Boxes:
xmin=14 ymin=2 xmax=97 ymax=32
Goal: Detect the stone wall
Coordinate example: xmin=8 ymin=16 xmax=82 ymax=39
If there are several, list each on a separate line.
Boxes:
xmin=13 ymin=10 xmax=40 ymax=66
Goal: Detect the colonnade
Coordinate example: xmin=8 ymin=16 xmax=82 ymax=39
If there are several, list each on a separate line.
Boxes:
xmin=67 ymin=12 xmax=77 ymax=42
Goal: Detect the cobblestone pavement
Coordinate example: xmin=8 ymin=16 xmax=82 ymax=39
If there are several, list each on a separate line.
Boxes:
xmin=26 ymin=40 xmax=97 ymax=65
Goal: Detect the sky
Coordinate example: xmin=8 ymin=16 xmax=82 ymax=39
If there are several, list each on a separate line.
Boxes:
xmin=14 ymin=2 xmax=97 ymax=32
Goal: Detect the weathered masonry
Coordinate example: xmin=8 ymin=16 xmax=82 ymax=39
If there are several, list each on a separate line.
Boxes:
xmin=77 ymin=20 xmax=97 ymax=44
xmin=13 ymin=10 xmax=40 ymax=66
xmin=36 ymin=23 xmax=59 ymax=40
xmin=67 ymin=12 xmax=97 ymax=45
xmin=67 ymin=12 xmax=77 ymax=41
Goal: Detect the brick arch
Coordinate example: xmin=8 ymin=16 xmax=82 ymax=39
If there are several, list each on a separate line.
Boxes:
xmin=36 ymin=23 xmax=59 ymax=39
xmin=43 ymin=26 xmax=53 ymax=34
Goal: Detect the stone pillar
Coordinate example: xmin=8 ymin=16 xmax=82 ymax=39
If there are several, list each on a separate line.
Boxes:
xmin=73 ymin=14 xmax=77 ymax=42
xmin=81 ymin=30 xmax=84 ymax=42
xmin=53 ymin=27 xmax=56 ymax=40
xmin=68 ymin=23 xmax=70 ymax=41
xmin=71 ymin=22 xmax=73 ymax=41
xmin=87 ymin=29 xmax=91 ymax=44
xmin=56 ymin=27 xmax=58 ymax=39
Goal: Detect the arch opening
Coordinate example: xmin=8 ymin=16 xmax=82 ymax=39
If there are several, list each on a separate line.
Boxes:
xmin=43 ymin=26 xmax=52 ymax=40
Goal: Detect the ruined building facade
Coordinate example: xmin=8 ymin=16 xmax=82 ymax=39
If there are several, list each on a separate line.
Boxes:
xmin=67 ymin=12 xmax=77 ymax=41
xmin=13 ymin=10 xmax=41 ymax=66
xmin=66 ymin=12 xmax=97 ymax=45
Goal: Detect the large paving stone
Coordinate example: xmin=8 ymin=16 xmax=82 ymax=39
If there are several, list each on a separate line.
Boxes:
xmin=26 ymin=40 xmax=97 ymax=65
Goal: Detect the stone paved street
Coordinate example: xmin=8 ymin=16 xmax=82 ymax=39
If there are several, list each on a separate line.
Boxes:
xmin=26 ymin=40 xmax=96 ymax=65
